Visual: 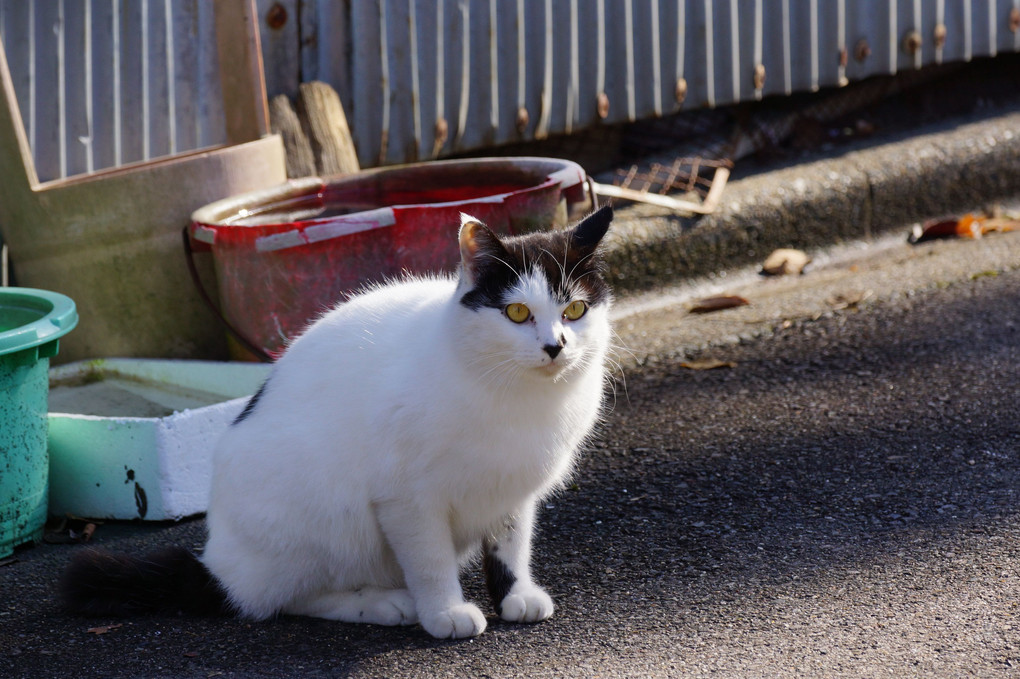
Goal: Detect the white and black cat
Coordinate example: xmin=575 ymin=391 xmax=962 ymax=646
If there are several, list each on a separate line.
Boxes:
xmin=61 ymin=205 xmax=614 ymax=639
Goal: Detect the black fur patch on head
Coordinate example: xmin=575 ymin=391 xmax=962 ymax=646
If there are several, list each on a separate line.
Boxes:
xmin=460 ymin=205 xmax=613 ymax=311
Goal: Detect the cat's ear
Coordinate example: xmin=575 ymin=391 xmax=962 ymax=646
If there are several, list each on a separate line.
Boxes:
xmin=569 ymin=204 xmax=613 ymax=252
xmin=459 ymin=213 xmax=508 ymax=286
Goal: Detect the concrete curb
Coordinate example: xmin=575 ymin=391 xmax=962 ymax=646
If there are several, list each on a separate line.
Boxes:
xmin=603 ymin=109 xmax=1020 ymax=293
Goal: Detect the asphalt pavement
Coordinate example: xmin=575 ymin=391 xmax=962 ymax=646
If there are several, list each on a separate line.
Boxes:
xmin=4 ymin=215 xmax=1019 ymax=678
xmin=3 ymin=72 xmax=1020 ymax=678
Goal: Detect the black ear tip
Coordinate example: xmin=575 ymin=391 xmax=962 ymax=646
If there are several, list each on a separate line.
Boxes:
xmin=571 ymin=203 xmax=613 ymax=249
xmin=588 ymin=203 xmax=614 ymax=230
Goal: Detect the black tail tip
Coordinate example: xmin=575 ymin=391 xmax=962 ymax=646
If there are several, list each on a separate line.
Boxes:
xmin=60 ymin=546 xmax=230 ymax=618
xmin=59 ymin=548 xmax=130 ymax=616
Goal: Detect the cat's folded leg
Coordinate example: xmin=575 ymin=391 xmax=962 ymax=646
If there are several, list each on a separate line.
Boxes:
xmin=375 ymin=500 xmax=487 ymax=639
xmin=483 ymin=499 xmax=555 ymax=624
xmin=284 ymin=587 xmax=418 ymax=626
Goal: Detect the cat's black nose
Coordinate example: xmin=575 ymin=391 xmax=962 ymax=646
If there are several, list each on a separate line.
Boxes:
xmin=543 ymin=344 xmax=563 ymax=359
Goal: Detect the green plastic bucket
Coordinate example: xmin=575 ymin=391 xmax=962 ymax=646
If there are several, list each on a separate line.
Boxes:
xmin=0 ymin=287 xmax=77 ymax=558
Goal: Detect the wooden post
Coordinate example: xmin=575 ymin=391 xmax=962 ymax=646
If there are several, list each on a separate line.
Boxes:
xmin=269 ymin=94 xmax=316 ymax=178
xmin=214 ymin=0 xmax=270 ymax=145
xmin=298 ymin=81 xmax=361 ymax=175
xmin=0 ymin=36 xmax=39 ymax=193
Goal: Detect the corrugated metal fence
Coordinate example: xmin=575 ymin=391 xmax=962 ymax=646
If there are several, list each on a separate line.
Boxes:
xmin=0 ymin=0 xmax=226 ymax=183
xmin=303 ymin=0 xmax=1020 ymax=168
xmin=2 ymin=0 xmax=1019 ymax=182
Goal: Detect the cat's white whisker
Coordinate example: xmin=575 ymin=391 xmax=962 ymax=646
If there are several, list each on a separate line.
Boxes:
xmin=566 ymin=250 xmax=598 ymax=283
xmin=475 ymin=357 xmax=520 ymax=391
xmin=482 ymin=252 xmax=521 ymax=280
xmin=538 ymin=247 xmax=568 ymax=283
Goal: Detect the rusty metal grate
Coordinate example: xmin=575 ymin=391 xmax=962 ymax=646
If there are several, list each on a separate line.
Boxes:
xmin=612 ymin=157 xmax=733 ymax=199
xmin=592 ymin=156 xmax=732 ymax=215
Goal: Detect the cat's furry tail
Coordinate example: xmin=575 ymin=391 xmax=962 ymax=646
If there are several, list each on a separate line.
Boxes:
xmin=60 ymin=546 xmax=231 ymax=617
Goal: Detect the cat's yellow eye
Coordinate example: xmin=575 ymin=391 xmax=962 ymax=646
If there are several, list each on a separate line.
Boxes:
xmin=563 ymin=300 xmax=588 ymax=321
xmin=505 ymin=303 xmax=531 ymax=323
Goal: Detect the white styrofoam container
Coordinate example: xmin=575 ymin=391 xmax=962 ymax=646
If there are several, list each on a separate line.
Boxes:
xmin=47 ymin=359 xmax=270 ymax=520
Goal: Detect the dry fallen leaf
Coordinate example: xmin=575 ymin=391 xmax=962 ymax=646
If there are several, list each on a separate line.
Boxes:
xmin=86 ymin=623 xmax=123 ymax=635
xmin=44 ymin=515 xmax=101 ymax=544
xmin=761 ymin=248 xmax=811 ymax=276
xmin=80 ymin=522 xmax=97 ymax=542
xmin=909 ymin=213 xmax=1019 ymax=244
xmin=689 ymin=295 xmax=750 ymax=314
xmin=825 ymin=289 xmax=873 ymax=309
xmin=980 ymin=218 xmax=1020 ymax=235
xmin=909 ymin=215 xmax=979 ymax=243
xmin=955 ymin=214 xmax=983 ymax=238
xmin=680 ymin=358 xmax=737 ymax=370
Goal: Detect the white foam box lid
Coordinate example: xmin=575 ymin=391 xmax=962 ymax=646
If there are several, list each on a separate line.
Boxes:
xmin=48 ymin=359 xmax=270 ymax=520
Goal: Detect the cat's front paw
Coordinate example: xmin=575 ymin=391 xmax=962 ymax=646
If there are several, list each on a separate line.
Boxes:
xmin=366 ymin=588 xmax=419 ymax=626
xmin=499 ymin=585 xmax=554 ymax=623
xmin=420 ymin=602 xmax=488 ymax=639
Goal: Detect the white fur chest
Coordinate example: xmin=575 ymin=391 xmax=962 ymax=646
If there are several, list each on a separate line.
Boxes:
xmin=402 ymin=365 xmax=604 ymax=543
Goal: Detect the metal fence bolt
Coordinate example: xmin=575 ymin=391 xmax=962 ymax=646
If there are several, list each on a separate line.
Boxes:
xmin=674 ymin=78 xmax=688 ymax=105
xmin=597 ymin=92 xmax=610 ymax=119
xmin=433 ymin=118 xmax=449 ymax=147
xmin=902 ymin=30 xmax=922 ymax=55
xmin=516 ymin=107 xmax=529 ymax=134
xmin=1010 ymin=8 xmax=1020 ymax=33
xmin=753 ymin=64 xmax=766 ymax=90
xmin=854 ymin=39 xmax=871 ymax=62
xmin=933 ymin=24 xmax=947 ymax=48
xmin=265 ymin=3 xmax=287 ymax=30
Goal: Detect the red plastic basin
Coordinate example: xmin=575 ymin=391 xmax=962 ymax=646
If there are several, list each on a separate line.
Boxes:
xmin=189 ymin=157 xmax=591 ymax=359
